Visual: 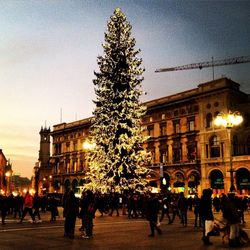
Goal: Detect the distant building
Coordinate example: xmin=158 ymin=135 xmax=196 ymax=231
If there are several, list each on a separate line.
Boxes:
xmin=36 ymin=78 xmax=250 ymax=196
xmin=11 ymin=174 xmax=31 ymax=194
xmin=0 ymin=149 xmax=13 ymax=194
xmin=0 ymin=149 xmax=8 ymax=192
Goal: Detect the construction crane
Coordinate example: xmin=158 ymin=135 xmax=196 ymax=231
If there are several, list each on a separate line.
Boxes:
xmin=155 ymin=55 xmax=250 ymax=73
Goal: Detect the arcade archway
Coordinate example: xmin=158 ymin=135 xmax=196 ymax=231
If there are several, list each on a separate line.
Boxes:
xmin=236 ymin=168 xmax=250 ymax=195
xmin=209 ymin=169 xmax=224 ymax=194
xmin=173 ymin=172 xmax=185 ymax=193
xmin=188 ymin=171 xmax=200 ymax=195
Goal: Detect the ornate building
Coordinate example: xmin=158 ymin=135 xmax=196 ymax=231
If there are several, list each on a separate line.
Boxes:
xmin=49 ymin=118 xmax=92 ymax=194
xmin=143 ymin=78 xmax=250 ymax=196
xmin=38 ymin=78 xmax=250 ymax=196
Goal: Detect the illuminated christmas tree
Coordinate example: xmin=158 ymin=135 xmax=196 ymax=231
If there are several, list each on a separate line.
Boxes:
xmin=85 ymin=8 xmax=149 ymax=193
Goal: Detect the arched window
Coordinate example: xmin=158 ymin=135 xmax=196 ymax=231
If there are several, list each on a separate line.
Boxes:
xmin=173 ymin=172 xmax=185 ymax=187
xmin=173 ymin=140 xmax=182 ymax=163
xmin=236 ymin=168 xmax=250 ymax=190
xmin=206 ymin=113 xmax=212 ymax=128
xmin=210 ymin=136 xmax=220 ymax=158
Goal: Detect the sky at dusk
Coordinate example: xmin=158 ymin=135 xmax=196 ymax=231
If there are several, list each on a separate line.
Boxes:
xmin=0 ymin=0 xmax=250 ymax=178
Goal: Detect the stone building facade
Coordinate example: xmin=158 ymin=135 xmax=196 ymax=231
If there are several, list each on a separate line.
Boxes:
xmin=37 ymin=78 xmax=250 ymax=196
xmin=49 ymin=118 xmax=92 ymax=194
xmin=143 ymin=78 xmax=250 ymax=196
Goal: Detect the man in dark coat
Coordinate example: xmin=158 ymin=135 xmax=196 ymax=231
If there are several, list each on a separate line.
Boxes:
xmin=81 ymin=190 xmax=95 ymax=239
xmin=0 ymin=195 xmax=8 ymax=225
xmin=63 ymin=190 xmax=79 ymax=239
xmin=200 ymin=188 xmax=214 ymax=245
xmin=146 ymin=193 xmax=162 ymax=237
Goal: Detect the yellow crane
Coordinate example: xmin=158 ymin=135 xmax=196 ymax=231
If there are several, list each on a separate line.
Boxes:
xmin=155 ymin=55 xmax=250 ymax=75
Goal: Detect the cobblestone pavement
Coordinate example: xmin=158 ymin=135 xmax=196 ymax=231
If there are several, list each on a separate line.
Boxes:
xmin=0 ymin=209 xmax=250 ymax=250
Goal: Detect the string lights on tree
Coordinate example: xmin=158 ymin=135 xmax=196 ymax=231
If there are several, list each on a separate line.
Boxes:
xmin=84 ymin=8 xmax=150 ymax=194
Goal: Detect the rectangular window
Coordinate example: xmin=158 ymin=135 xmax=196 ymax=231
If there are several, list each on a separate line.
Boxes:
xmin=211 ymin=147 xmax=220 ymax=158
xmin=160 ymin=149 xmax=168 ymax=164
xmin=173 ymin=120 xmax=180 ymax=134
xmin=175 ymin=123 xmax=180 ymax=134
xmin=73 ymin=161 xmax=77 ymax=172
xmin=189 ymin=120 xmax=195 ymax=131
xmin=147 ymin=125 xmax=154 ymax=137
xmin=160 ymin=123 xmax=166 ymax=136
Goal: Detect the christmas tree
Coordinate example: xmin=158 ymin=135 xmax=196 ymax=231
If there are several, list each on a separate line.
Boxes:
xmin=85 ymin=8 xmax=150 ymax=194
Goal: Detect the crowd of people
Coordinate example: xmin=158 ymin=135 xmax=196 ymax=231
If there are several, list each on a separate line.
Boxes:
xmin=0 ymin=191 xmax=60 ymax=224
xmin=0 ymin=189 xmax=249 ymax=247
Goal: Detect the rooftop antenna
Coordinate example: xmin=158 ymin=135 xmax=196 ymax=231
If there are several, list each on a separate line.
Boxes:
xmin=60 ymin=108 xmax=62 ymax=123
xmin=212 ymin=56 xmax=214 ymax=80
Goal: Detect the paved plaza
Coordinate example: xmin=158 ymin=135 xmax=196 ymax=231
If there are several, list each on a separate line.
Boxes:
xmin=0 ymin=209 xmax=250 ymax=250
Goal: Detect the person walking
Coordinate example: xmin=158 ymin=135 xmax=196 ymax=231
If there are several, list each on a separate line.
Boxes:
xmin=200 ymin=188 xmax=214 ymax=245
xmin=193 ymin=194 xmax=202 ymax=228
xmin=146 ymin=193 xmax=162 ymax=237
xmin=159 ymin=194 xmax=171 ymax=224
xmin=63 ymin=190 xmax=79 ymax=239
xmin=177 ymin=192 xmax=188 ymax=227
xmin=19 ymin=191 xmax=35 ymax=223
xmin=33 ymin=192 xmax=42 ymax=222
xmin=169 ymin=195 xmax=180 ymax=224
xmin=109 ymin=193 xmax=120 ymax=216
xmin=13 ymin=193 xmax=23 ymax=219
xmin=48 ymin=196 xmax=58 ymax=222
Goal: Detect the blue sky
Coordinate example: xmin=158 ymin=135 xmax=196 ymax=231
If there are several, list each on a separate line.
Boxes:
xmin=0 ymin=0 xmax=250 ymax=178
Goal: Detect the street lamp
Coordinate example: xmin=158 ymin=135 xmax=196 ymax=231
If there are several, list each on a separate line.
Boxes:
xmin=214 ymin=111 xmax=243 ymax=193
xmin=5 ymin=171 xmax=11 ymax=195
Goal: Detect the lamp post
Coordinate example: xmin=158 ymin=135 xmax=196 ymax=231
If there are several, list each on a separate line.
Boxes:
xmin=214 ymin=111 xmax=243 ymax=193
xmin=49 ymin=175 xmax=53 ymax=193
